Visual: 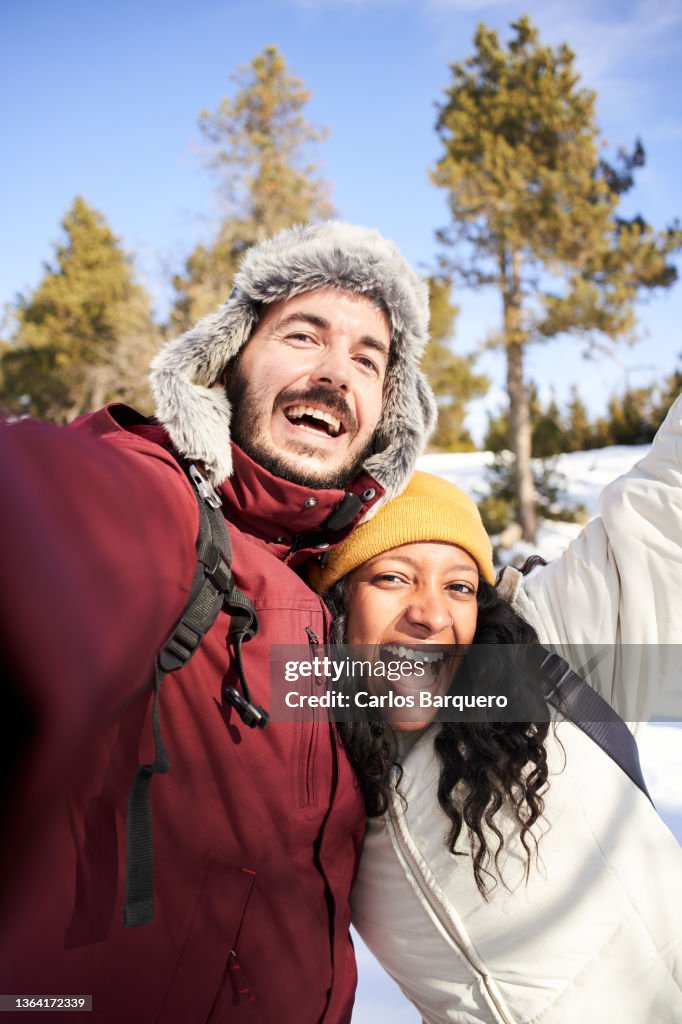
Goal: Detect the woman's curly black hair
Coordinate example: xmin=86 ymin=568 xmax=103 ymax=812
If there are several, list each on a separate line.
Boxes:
xmin=325 ymin=558 xmax=551 ymax=897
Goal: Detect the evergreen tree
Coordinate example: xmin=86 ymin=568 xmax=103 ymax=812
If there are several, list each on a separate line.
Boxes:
xmin=432 ymin=17 xmax=681 ymax=540
xmin=169 ymin=226 xmax=246 ymax=332
xmin=532 ymin=396 xmax=564 ymax=458
xmin=654 ymin=357 xmax=682 ymax=422
xmin=421 ymin=275 xmax=489 ymax=450
xmin=478 ymin=450 xmax=585 ymax=537
xmin=170 ymin=46 xmax=333 ymax=331
xmin=564 ymin=386 xmax=596 ymax=451
xmin=590 ymin=367 xmax=681 ymax=448
xmin=0 ymin=197 xmax=159 ymax=421
xmin=605 ymin=388 xmax=657 ymax=446
xmin=484 ymin=383 xmax=565 ymax=456
xmin=482 ymin=406 xmax=511 ymax=455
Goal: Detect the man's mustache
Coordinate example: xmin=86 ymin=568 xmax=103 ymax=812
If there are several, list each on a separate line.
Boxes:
xmin=275 ymin=386 xmax=358 ymax=436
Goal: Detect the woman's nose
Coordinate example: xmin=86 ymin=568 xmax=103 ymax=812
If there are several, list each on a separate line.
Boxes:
xmin=403 ymin=591 xmax=452 ymax=637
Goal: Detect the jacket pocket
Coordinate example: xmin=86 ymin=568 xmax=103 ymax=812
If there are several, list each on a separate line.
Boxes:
xmin=298 ymin=718 xmax=320 ymax=809
xmin=297 ymin=625 xmax=322 ymax=809
xmin=156 ymin=860 xmax=256 ymax=1024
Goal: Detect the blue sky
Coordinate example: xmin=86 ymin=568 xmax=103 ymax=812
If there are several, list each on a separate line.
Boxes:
xmin=3 ymin=0 xmax=681 ymax=439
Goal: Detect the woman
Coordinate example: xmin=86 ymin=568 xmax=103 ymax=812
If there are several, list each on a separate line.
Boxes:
xmin=310 ymin=466 xmax=682 ymax=1023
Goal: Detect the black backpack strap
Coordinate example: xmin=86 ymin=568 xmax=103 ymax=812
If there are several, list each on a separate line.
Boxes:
xmin=122 ymin=660 xmax=170 ymax=927
xmin=123 ymin=464 xmax=266 ymax=928
xmin=536 ymin=649 xmax=653 ymax=804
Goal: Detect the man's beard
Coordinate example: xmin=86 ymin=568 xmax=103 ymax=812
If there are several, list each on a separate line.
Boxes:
xmin=226 ymin=360 xmax=377 ymax=489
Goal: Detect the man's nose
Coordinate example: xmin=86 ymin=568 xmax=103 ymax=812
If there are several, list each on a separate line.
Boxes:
xmin=404 ymin=590 xmax=452 ymax=637
xmin=310 ymin=344 xmax=351 ymax=392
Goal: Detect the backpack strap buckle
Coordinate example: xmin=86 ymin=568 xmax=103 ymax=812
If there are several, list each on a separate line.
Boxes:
xmin=222 ymin=686 xmax=269 ymax=729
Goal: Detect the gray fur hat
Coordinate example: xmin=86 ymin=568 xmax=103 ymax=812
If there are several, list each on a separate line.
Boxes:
xmin=150 ymin=221 xmax=437 ymax=509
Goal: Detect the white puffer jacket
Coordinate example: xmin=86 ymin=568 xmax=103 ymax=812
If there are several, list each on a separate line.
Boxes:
xmin=351 ymin=397 xmax=682 ymax=1024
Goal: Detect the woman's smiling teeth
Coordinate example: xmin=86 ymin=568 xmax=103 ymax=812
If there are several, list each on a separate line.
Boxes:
xmin=383 ymin=644 xmax=446 ymax=664
xmin=284 ymin=405 xmax=343 ymax=437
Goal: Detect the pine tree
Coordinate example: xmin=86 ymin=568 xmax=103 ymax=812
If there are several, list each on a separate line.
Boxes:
xmin=532 ymin=396 xmax=564 ymax=458
xmin=482 ymin=406 xmax=510 ymax=455
xmin=484 ymin=384 xmax=565 ymax=455
xmin=605 ymin=388 xmax=657 ymax=446
xmin=170 ymin=46 xmax=333 ymax=331
xmin=169 ymin=225 xmax=246 ymax=331
xmin=0 ymin=197 xmax=159 ymax=421
xmin=654 ymin=357 xmax=682 ymax=422
xmin=564 ymin=386 xmax=594 ymax=451
xmin=421 ymin=276 xmax=488 ymax=450
xmin=432 ymin=17 xmax=681 ymax=540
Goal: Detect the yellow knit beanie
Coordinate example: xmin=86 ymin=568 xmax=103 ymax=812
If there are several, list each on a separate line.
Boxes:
xmin=310 ymin=471 xmax=494 ymax=593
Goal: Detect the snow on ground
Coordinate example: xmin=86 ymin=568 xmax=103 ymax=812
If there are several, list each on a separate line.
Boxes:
xmin=418 ymin=443 xmax=651 ymax=519
xmin=546 ymin=445 xmax=651 ymax=517
xmin=351 ymin=440 xmax=681 ymax=1023
xmin=639 ymin=724 xmax=682 ymax=814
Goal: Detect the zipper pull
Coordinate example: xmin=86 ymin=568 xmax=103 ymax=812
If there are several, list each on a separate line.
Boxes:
xmin=228 ymin=949 xmax=255 ymax=1004
xmin=188 ymin=463 xmax=222 ymax=509
xmin=305 ymin=627 xmax=323 ymax=686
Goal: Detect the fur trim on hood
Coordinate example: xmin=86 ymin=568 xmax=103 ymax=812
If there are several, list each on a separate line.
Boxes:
xmin=150 ymin=221 xmax=437 ymax=511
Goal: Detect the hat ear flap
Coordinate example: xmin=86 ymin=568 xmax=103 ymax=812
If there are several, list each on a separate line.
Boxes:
xmin=416 ymin=368 xmax=438 ymax=439
xmin=363 ymin=366 xmax=437 ymax=519
xmin=149 ymin=299 xmax=258 ymax=484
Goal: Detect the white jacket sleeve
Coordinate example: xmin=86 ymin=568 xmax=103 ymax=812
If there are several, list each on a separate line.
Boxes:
xmin=509 ymin=393 xmax=682 ymax=726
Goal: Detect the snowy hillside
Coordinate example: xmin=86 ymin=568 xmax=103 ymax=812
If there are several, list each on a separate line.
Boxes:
xmin=351 ymin=440 xmax=681 ymax=1024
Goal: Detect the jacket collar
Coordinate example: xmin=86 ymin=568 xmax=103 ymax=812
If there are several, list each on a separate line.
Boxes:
xmin=219 ymin=443 xmax=383 ymax=566
xmin=81 ymin=405 xmax=383 ymax=567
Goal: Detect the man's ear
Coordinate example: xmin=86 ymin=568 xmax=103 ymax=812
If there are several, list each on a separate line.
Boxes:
xmin=217 ymin=350 xmax=242 ymax=388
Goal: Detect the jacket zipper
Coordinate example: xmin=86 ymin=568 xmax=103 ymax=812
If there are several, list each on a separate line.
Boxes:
xmin=227 ymin=949 xmax=254 ymax=1004
xmin=386 ymin=788 xmax=517 ymax=1024
xmin=299 ymin=627 xmax=321 ymax=808
xmin=307 ymin=614 xmax=349 ymax=1023
xmin=204 ymin=869 xmax=256 ymax=1022
xmin=205 ymin=949 xmax=254 ymax=1021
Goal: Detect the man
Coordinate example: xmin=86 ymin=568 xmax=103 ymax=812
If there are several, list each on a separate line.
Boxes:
xmin=0 ymin=222 xmax=436 ymax=1023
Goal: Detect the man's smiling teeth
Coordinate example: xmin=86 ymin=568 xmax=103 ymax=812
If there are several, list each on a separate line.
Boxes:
xmin=384 ymin=644 xmax=445 ymax=663
xmin=285 ymin=405 xmax=342 ymax=436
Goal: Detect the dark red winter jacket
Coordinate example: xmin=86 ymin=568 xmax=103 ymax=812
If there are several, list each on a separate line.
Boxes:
xmin=0 ymin=405 xmax=383 ymax=1024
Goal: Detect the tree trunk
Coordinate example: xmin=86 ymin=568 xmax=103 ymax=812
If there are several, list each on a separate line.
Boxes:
xmin=505 ymin=341 xmax=536 ymax=542
xmin=502 ymin=249 xmax=537 ymax=543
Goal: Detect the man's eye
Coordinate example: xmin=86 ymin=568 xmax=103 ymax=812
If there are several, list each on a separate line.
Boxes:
xmin=357 ymin=355 xmax=379 ymax=374
xmin=287 ymin=332 xmax=316 ymax=343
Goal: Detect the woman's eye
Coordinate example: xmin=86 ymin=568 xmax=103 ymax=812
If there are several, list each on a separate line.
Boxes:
xmin=448 ymin=582 xmax=476 ymax=596
xmin=371 ymin=572 xmax=406 ymax=585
